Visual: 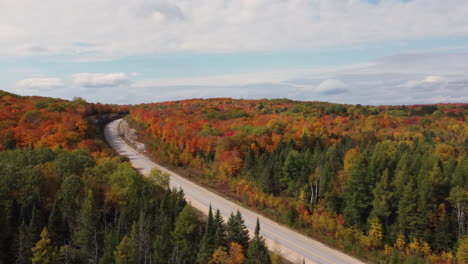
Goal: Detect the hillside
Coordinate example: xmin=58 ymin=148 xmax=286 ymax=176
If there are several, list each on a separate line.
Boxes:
xmin=0 ymin=92 xmax=275 ymax=264
xmin=127 ymin=98 xmax=467 ymax=263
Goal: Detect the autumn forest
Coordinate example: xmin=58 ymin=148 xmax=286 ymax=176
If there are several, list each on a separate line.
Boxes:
xmin=0 ymin=90 xmax=467 ymax=264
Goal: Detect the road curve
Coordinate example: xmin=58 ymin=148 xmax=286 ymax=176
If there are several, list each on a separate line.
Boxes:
xmin=105 ymin=119 xmax=364 ymax=264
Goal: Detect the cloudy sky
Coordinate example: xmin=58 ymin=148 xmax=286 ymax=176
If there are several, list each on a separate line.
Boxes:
xmin=1 ymin=0 xmax=468 ymax=105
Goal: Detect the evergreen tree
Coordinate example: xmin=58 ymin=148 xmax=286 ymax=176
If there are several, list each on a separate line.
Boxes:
xmin=226 ymin=211 xmax=250 ymax=250
xmin=197 ymin=205 xmax=216 ymax=264
xmin=74 ymin=190 xmax=98 ymax=262
xmin=153 ymin=206 xmax=173 ymax=264
xmin=343 ymin=156 xmax=371 ymax=226
xmin=245 ymin=218 xmax=271 ymax=264
xmin=213 ymin=209 xmax=226 ymax=247
xmin=15 ymin=220 xmax=33 ymax=264
xmin=172 ymin=205 xmax=200 ymax=264
xmin=99 ymin=228 xmax=119 ymax=264
xmin=370 ymin=169 xmax=394 ymax=229
xmin=432 ymin=204 xmax=453 ymax=251
xmin=396 ymin=180 xmax=419 ymax=238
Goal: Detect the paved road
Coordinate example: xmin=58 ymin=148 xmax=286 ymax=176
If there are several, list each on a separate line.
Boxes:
xmin=105 ymin=119 xmax=364 ymax=264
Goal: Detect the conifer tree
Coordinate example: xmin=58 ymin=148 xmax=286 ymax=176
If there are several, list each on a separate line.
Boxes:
xmin=197 ymin=205 xmax=216 ymax=264
xmin=213 ymin=209 xmax=226 ymax=247
xmin=343 ymin=156 xmax=371 ymax=226
xmin=16 ymin=220 xmax=33 ymax=264
xmin=370 ymin=169 xmax=394 ymax=229
xmin=245 ymin=218 xmax=271 ymax=264
xmin=226 ymin=211 xmax=250 ymax=250
xmin=74 ymin=190 xmax=98 ymax=262
xmin=396 ymin=180 xmax=419 ymax=238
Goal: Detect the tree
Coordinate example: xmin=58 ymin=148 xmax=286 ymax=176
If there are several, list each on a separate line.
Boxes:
xmin=149 ymin=168 xmax=170 ymax=190
xmin=367 ymin=216 xmax=383 ymax=249
xmin=172 ymin=205 xmax=200 ymax=264
xmin=245 ymin=218 xmax=271 ymax=264
xmin=114 ymin=235 xmax=135 ymax=264
xmin=99 ymin=228 xmax=119 ymax=264
xmin=197 ymin=205 xmax=216 ymax=264
xmin=214 ymin=209 xmax=226 ymax=247
xmin=457 ymin=236 xmax=468 ymax=264
xmin=209 ymin=242 xmax=245 ymax=264
xmin=31 ymin=227 xmax=57 ymax=264
xmin=74 ymin=190 xmax=98 ymax=262
xmin=370 ymin=169 xmax=393 ymax=229
xmin=343 ymin=156 xmax=371 ymax=226
xmin=448 ymin=186 xmax=467 ymax=238
xmin=16 ymin=220 xmax=33 ymax=264
xmin=432 ymin=203 xmax=453 ymax=251
xmin=226 ymin=211 xmax=250 ymax=250
xmin=396 ymin=180 xmax=419 ymax=238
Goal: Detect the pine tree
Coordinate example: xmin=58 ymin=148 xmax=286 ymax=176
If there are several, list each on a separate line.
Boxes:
xmin=245 ymin=218 xmax=271 ymax=264
xmin=370 ymin=169 xmax=394 ymax=229
xmin=99 ymin=228 xmax=119 ymax=264
xmin=153 ymin=210 xmax=173 ymax=264
xmin=343 ymin=156 xmax=371 ymax=226
xmin=396 ymin=180 xmax=419 ymax=238
xmin=432 ymin=204 xmax=453 ymax=251
xmin=226 ymin=211 xmax=250 ymax=250
xmin=197 ymin=205 xmax=216 ymax=264
xmin=74 ymin=190 xmax=98 ymax=262
xmin=16 ymin=220 xmax=33 ymax=264
xmin=213 ymin=209 xmax=226 ymax=247
xmin=31 ymin=227 xmax=57 ymax=264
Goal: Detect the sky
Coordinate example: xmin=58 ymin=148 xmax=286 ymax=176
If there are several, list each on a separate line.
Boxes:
xmin=1 ymin=0 xmax=468 ymax=105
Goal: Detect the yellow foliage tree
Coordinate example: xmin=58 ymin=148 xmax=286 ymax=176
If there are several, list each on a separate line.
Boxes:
xmin=209 ymin=242 xmax=245 ymax=264
xmin=457 ymin=236 xmax=468 ymax=264
xmin=394 ymin=233 xmax=406 ymax=251
xmin=368 ymin=217 xmax=384 ymax=249
xmin=31 ymin=227 xmax=56 ymax=264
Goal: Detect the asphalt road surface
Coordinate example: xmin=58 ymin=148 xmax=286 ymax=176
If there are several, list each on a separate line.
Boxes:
xmin=105 ymin=119 xmax=365 ymax=264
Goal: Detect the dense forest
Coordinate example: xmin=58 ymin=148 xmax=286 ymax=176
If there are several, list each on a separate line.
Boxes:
xmin=128 ymin=98 xmax=468 ymax=263
xmin=0 ymin=91 xmax=272 ymax=264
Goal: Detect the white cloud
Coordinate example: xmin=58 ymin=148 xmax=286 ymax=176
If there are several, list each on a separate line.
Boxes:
xmin=16 ymin=78 xmax=64 ymax=92
xmin=1 ymin=0 xmax=468 ymax=58
xmin=315 ymin=79 xmax=348 ymax=94
xmin=71 ymin=73 xmax=130 ymax=88
xmin=402 ymin=75 xmax=445 ymax=88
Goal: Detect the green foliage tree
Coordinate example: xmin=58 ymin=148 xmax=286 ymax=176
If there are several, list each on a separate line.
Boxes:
xmin=114 ymin=235 xmax=135 ymax=264
xmin=396 ymin=180 xmax=419 ymax=238
xmin=149 ymin=168 xmax=170 ymax=190
xmin=172 ymin=205 xmax=200 ymax=264
xmin=197 ymin=205 xmax=216 ymax=264
xmin=245 ymin=218 xmax=271 ymax=264
xmin=214 ymin=209 xmax=226 ymax=247
xmin=226 ymin=211 xmax=250 ymax=250
xmin=73 ymin=190 xmax=98 ymax=262
xmin=370 ymin=169 xmax=394 ymax=229
xmin=343 ymin=156 xmax=371 ymax=226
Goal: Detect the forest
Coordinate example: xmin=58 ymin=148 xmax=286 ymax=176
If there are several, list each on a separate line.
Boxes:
xmin=128 ymin=98 xmax=468 ymax=263
xmin=0 ymin=91 xmax=271 ymax=264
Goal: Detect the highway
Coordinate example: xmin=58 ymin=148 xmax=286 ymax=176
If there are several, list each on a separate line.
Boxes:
xmin=105 ymin=119 xmax=365 ymax=264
